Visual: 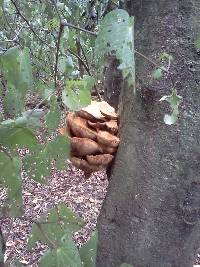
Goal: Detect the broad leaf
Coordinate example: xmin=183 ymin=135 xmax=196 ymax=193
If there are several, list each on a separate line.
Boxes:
xmin=62 ymin=75 xmax=94 ymax=111
xmin=0 ymin=47 xmax=33 ymax=115
xmin=0 ymin=123 xmax=37 ymax=148
xmin=159 ymin=88 xmax=182 ymax=125
xmin=39 ymin=236 xmax=82 ymax=267
xmin=79 ymin=231 xmax=98 ymax=267
xmin=23 ymin=145 xmax=50 ymax=183
xmin=28 ymin=203 xmax=85 ymax=249
xmin=152 ymin=68 xmax=162 ymax=79
xmin=95 ymin=9 xmax=135 ymax=86
xmin=46 ymin=135 xmax=70 ymax=169
xmin=46 ymin=96 xmax=60 ymax=130
xmin=0 ymin=153 xmax=23 ymax=217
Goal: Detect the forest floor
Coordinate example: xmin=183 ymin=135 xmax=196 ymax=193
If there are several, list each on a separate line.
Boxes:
xmin=1 ymin=164 xmax=108 ymax=266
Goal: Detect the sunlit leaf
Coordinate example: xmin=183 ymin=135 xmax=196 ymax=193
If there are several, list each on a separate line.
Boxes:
xmin=159 ymin=88 xmax=182 ymax=125
xmin=152 ymin=68 xmax=162 ymax=79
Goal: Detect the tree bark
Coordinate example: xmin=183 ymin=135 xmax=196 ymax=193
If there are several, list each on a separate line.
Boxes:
xmin=97 ymin=1 xmax=200 ymax=267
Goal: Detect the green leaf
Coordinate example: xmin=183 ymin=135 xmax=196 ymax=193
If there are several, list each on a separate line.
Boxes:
xmin=195 ymin=33 xmax=200 ymax=50
xmin=152 ymin=68 xmax=162 ymax=79
xmin=0 ymin=153 xmax=23 ymax=217
xmin=39 ymin=236 xmax=82 ymax=267
xmin=120 ymin=264 xmax=133 ymax=267
xmin=0 ymin=47 xmax=33 ymax=115
xmin=46 ymin=96 xmax=60 ymax=130
xmin=79 ymin=231 xmax=98 ymax=267
xmin=0 ymin=123 xmax=37 ymax=148
xmin=46 ymin=135 xmax=70 ymax=169
xmin=0 ymin=230 xmax=5 ymax=262
xmin=23 ymin=145 xmax=50 ymax=183
xmin=28 ymin=203 xmax=85 ymax=249
xmin=95 ymin=9 xmax=135 ymax=85
xmin=62 ymin=75 xmax=94 ymax=111
xmin=159 ymin=88 xmax=182 ymax=125
xmin=0 ymin=47 xmax=33 ymax=92
xmin=159 ymin=52 xmax=173 ymax=61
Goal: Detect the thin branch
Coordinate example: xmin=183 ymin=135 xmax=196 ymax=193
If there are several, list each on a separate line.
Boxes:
xmin=67 ymin=49 xmax=90 ymax=75
xmin=10 ymin=0 xmax=52 ymax=49
xmin=1 ymin=22 xmax=26 ymax=43
xmin=135 ymin=49 xmax=176 ymax=88
xmin=26 ymin=90 xmax=55 ymax=119
xmin=76 ymin=37 xmax=84 ymax=78
xmin=61 ymin=19 xmax=97 ymax=36
xmin=54 ymin=23 xmax=64 ymax=88
xmin=135 ymin=49 xmax=170 ymax=74
xmin=79 ymin=42 xmax=91 ymax=74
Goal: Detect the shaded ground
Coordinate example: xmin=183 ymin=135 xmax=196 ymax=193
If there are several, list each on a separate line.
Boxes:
xmin=1 ymin=165 xmax=107 ymax=266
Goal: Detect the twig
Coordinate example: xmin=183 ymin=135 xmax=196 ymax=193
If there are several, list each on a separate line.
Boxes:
xmin=54 ymin=23 xmax=64 ymax=88
xmin=61 ymin=19 xmax=97 ymax=36
xmin=135 ymin=49 xmax=176 ymax=88
xmin=135 ymin=49 xmax=170 ymax=74
xmin=26 ymin=90 xmax=55 ymax=119
xmin=0 ymin=22 xmax=26 ymax=43
xmin=10 ymin=0 xmax=52 ymax=49
xmin=76 ymin=37 xmax=84 ymax=78
xmin=79 ymin=42 xmax=91 ymax=74
xmin=67 ymin=49 xmax=90 ymax=75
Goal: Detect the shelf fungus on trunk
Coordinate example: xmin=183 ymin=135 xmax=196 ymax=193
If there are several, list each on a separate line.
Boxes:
xmin=59 ymin=101 xmax=120 ymax=178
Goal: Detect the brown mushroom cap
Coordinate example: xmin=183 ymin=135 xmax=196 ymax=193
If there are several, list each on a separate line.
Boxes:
xmin=99 ymin=101 xmax=118 ymax=119
xmin=100 ymin=144 xmax=117 ymax=154
xmin=66 ymin=113 xmax=97 ymax=140
xmin=86 ymin=154 xmax=114 ymax=166
xmin=70 ymin=156 xmax=103 ymax=173
xmin=88 ymin=120 xmax=118 ymax=134
xmin=70 ymin=137 xmax=103 ymax=157
xmin=97 ymin=130 xmax=120 ymax=148
xmin=58 ymin=125 xmax=73 ymax=137
xmin=77 ymin=101 xmax=106 ymax=122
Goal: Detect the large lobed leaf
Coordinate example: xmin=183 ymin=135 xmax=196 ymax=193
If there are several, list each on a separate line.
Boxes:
xmin=95 ymin=9 xmax=135 ymax=86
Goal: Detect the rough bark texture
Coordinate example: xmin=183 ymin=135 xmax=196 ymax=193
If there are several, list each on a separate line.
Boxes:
xmin=97 ymin=1 xmax=200 ymax=267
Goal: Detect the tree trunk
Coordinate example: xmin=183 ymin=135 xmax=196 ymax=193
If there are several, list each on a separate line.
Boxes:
xmin=97 ymin=1 xmax=200 ymax=267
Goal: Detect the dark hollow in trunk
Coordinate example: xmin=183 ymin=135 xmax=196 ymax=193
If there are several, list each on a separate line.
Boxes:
xmin=97 ymin=1 xmax=200 ymax=266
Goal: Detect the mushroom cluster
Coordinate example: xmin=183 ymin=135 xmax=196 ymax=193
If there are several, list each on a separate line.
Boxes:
xmin=60 ymin=101 xmax=120 ymax=178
